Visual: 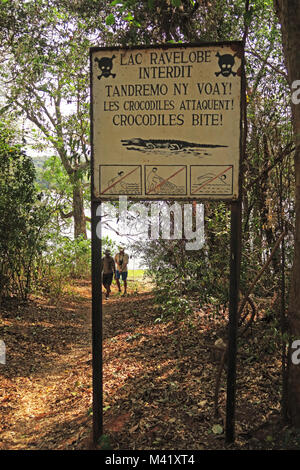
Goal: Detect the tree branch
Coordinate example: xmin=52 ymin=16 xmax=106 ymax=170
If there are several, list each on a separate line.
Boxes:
xmin=59 ymin=209 xmax=74 ymax=219
xmin=245 ymin=48 xmax=288 ymax=81
xmin=238 ymin=230 xmax=286 ymax=324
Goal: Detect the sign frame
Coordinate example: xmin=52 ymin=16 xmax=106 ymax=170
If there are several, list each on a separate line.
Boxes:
xmin=90 ymin=41 xmax=245 ymax=446
xmin=90 ymin=41 xmax=244 ymax=203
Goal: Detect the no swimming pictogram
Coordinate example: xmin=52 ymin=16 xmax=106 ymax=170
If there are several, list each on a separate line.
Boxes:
xmin=191 ymin=165 xmax=233 ymax=196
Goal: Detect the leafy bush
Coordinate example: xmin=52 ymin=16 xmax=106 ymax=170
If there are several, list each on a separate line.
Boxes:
xmin=36 ymin=234 xmax=116 ymax=297
xmin=132 ymin=202 xmax=231 ymax=320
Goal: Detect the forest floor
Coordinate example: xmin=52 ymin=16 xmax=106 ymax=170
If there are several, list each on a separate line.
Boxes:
xmin=1 ymin=277 xmax=300 ymax=451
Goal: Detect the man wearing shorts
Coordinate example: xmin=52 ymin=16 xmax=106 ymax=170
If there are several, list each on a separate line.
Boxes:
xmin=114 ymin=247 xmax=129 ymax=296
xmin=101 ymin=249 xmax=116 ymax=300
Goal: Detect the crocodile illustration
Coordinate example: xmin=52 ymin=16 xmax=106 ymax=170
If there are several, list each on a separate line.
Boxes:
xmin=121 ymin=138 xmax=228 ymax=155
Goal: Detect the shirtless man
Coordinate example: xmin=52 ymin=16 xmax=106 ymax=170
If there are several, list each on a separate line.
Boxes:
xmin=114 ymin=247 xmax=129 ymax=296
xmin=101 ymin=249 xmax=115 ymax=299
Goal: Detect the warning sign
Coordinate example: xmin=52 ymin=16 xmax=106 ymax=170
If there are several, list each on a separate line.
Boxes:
xmin=91 ymin=42 xmax=243 ymax=200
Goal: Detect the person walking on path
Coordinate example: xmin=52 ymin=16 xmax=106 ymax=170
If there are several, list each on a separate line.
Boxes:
xmin=114 ymin=247 xmax=129 ymax=296
xmin=101 ymin=249 xmax=116 ymax=300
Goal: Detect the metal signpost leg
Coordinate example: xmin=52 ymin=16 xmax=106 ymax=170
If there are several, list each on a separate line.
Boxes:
xmin=91 ymin=200 xmax=103 ymax=445
xmin=225 ymin=200 xmax=242 ymax=443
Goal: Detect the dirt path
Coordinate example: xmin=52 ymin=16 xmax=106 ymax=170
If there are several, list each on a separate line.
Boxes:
xmin=0 ymin=279 xmax=156 ymax=450
xmin=0 ymin=280 xmax=93 ymax=450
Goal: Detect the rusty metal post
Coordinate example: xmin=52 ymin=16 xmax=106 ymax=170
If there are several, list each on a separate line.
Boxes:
xmin=91 ymin=200 xmax=103 ymax=445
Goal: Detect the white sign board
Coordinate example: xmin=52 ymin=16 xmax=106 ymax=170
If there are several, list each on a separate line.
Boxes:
xmin=91 ymin=42 xmax=243 ymax=200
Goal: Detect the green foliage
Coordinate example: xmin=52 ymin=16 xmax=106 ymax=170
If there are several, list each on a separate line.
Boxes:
xmin=98 ymin=434 xmax=112 ymax=450
xmin=105 ymin=13 xmax=116 ymax=25
xmin=133 ymin=202 xmax=231 ymax=321
xmin=0 ymin=121 xmax=49 ymax=300
xmin=0 ymin=0 xmax=105 ymax=238
xmin=37 ymin=234 xmax=115 ymax=297
xmin=171 ymin=0 xmax=181 ymax=7
xmin=36 ymin=235 xmax=90 ymax=297
xmin=160 ymin=295 xmax=193 ymax=322
xmin=95 ymin=0 xmax=247 ymax=45
xmin=46 ymin=235 xmax=92 ymax=279
xmin=42 ymin=155 xmax=73 ymax=197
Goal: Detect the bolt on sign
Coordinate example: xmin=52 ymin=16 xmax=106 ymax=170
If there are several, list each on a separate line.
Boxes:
xmin=90 ymin=42 xmax=244 ymax=201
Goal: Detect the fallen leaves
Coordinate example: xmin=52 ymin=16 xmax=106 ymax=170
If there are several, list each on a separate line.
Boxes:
xmin=0 ymin=279 xmax=297 ymax=450
xmin=0 ymin=280 xmax=93 ymax=450
xmin=106 ymin=412 xmax=131 ymax=433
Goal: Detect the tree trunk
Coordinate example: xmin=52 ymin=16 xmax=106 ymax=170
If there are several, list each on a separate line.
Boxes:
xmin=274 ymin=0 xmax=300 ymax=425
xmin=73 ymin=182 xmax=87 ymax=239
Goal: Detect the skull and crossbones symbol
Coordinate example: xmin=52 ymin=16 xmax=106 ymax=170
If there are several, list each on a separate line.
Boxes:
xmin=95 ymin=55 xmax=116 ymax=80
xmin=215 ymin=52 xmax=237 ymax=77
